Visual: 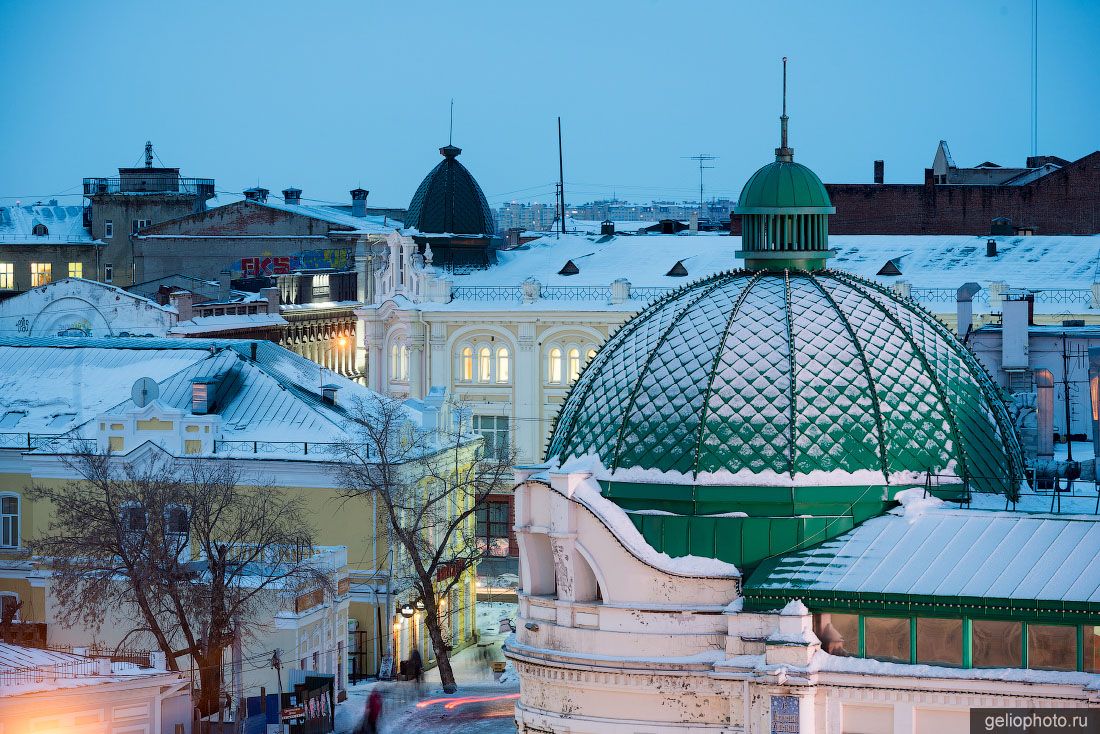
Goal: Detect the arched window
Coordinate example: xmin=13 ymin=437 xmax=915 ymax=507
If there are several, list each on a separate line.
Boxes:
xmin=1 ymin=494 xmax=19 ymax=548
xmin=389 ymin=337 xmax=409 ymax=382
xmin=567 ymin=348 xmax=581 ymax=383
xmin=459 ymin=346 xmax=473 ymax=382
xmin=400 ymin=345 xmax=410 ymax=381
xmin=495 ymin=347 xmax=510 ymax=383
xmin=32 ymin=223 xmax=48 ymax=236
xmin=548 ymin=347 xmax=563 ymax=384
xmin=586 ymin=347 xmax=597 ymax=363
xmin=390 ymin=343 xmax=400 ymax=380
xmin=477 ymin=346 xmax=492 ymax=383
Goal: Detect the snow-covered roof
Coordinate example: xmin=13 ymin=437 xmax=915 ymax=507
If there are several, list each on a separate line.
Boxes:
xmin=432 ymin=234 xmax=1100 ymax=296
xmin=0 ymin=338 xmax=384 ymax=451
xmin=253 ymin=199 xmax=395 ymax=235
xmin=0 ymin=203 xmax=96 ymax=244
xmin=0 ymin=642 xmax=173 ymax=697
xmin=168 ymin=313 xmax=288 ymax=335
xmin=745 ymin=498 xmax=1100 ymax=609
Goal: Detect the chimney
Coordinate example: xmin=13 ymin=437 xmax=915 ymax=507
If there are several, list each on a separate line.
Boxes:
xmin=600 ymin=219 xmax=615 ymax=236
xmin=168 ymin=290 xmax=194 ymax=321
xmin=260 ymin=286 xmax=280 ymax=314
xmin=243 ymin=187 xmax=269 ymax=203
xmin=282 ymin=187 xmax=302 ymax=206
xmin=955 ymin=282 xmax=980 ymax=340
xmin=321 ymin=385 xmax=339 ymax=406
xmin=689 ymin=211 xmax=699 ymax=233
xmin=873 ymin=160 xmax=884 ymax=184
xmin=217 ymin=269 xmax=231 ymax=301
xmin=350 ymin=188 xmax=369 ymax=217
xmin=986 ymin=238 xmax=997 ymax=257
xmin=191 ymin=379 xmax=215 ymax=414
xmin=249 ymin=342 xmax=258 ymax=361
xmin=924 ymin=168 xmax=935 ymax=186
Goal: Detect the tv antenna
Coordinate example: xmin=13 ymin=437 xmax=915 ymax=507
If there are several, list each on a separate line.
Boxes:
xmin=1030 ymin=0 xmax=1038 ymax=157
xmin=683 ymin=154 xmax=718 ymax=210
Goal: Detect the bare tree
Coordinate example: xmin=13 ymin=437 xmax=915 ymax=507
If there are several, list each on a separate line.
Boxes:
xmin=330 ymin=394 xmax=515 ymax=693
xmin=28 ymin=447 xmax=330 ymax=717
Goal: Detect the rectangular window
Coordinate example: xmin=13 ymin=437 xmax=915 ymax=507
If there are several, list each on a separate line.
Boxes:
xmin=972 ymin=619 xmax=1022 ymax=668
xmin=813 ymin=613 xmax=858 ymax=657
xmin=68 ymin=262 xmax=83 ymax=279
xmin=475 ymin=500 xmax=511 ymax=557
xmin=30 ymin=262 xmax=52 ymax=287
xmin=865 ymin=616 xmax=911 ymax=663
xmin=184 ymin=439 xmax=202 ymax=455
xmin=1 ymin=495 xmax=19 ymax=548
xmin=1028 ymin=624 xmax=1076 ymax=671
xmin=472 ymin=415 xmax=510 ymax=460
xmin=104 ymin=264 xmax=113 ymax=283
xmin=917 ymin=617 xmax=962 ymax=667
xmin=0 ymin=263 xmax=12 ymax=289
xmin=131 ymin=218 xmax=149 ymax=234
xmin=104 ymin=220 xmax=113 ymax=238
xmin=108 ymin=435 xmax=124 ymax=452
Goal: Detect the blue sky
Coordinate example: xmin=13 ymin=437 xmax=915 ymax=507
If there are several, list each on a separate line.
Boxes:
xmin=0 ymin=0 xmax=1096 ymax=210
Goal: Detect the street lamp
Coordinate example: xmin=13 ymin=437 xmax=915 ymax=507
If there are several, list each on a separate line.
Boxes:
xmin=400 ymin=604 xmax=415 ymax=619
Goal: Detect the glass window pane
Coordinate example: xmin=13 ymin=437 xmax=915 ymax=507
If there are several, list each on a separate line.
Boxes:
xmin=917 ymin=617 xmax=962 ymax=667
xmin=1085 ymin=626 xmax=1100 ymax=673
xmin=865 ymin=616 xmax=911 ymax=663
xmin=1028 ymin=624 xmax=1076 ymax=671
xmin=972 ymin=620 xmax=1022 ymax=668
xmin=1 ymin=496 xmax=15 ymax=514
xmin=814 ymin=613 xmax=858 ymax=657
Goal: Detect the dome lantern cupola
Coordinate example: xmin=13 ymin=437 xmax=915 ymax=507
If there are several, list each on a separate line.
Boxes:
xmin=735 ymin=58 xmax=835 ymax=272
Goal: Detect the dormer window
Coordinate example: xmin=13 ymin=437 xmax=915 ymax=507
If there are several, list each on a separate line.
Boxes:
xmin=191 ymin=378 xmax=218 ymax=414
xmin=32 ymin=223 xmax=48 ymax=236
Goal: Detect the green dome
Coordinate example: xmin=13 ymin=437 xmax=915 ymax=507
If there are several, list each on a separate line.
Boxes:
xmin=734 ymin=160 xmax=834 ymax=214
xmin=548 ymin=270 xmax=1024 ymax=500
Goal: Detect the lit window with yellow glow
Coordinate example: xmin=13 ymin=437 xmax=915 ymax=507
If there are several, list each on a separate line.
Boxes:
xmin=30 ymin=263 xmax=52 ymax=287
xmin=68 ymin=262 xmax=83 ymax=279
xmin=0 ymin=263 xmax=12 ymax=289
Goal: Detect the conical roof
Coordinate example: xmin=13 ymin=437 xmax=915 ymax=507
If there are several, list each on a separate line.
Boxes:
xmin=404 ymin=145 xmax=496 ymax=236
xmin=548 ymin=269 xmax=1024 ymax=498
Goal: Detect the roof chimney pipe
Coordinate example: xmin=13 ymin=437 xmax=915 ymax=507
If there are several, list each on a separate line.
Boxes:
xmin=350 ymin=188 xmax=369 ymax=218
xmin=873 ymin=160 xmax=884 ymax=184
xmin=986 ymin=238 xmax=998 ymax=257
xmin=243 ymin=187 xmax=269 ymax=203
xmin=282 ymin=187 xmax=302 ymax=206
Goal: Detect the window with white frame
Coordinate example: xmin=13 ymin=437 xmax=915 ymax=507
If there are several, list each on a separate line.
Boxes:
xmin=477 ymin=346 xmax=492 ymax=383
xmin=495 ymin=347 xmax=510 ymax=383
xmin=547 ymin=347 xmax=563 ymax=384
xmin=104 ymin=219 xmax=113 ymax=238
xmin=1 ymin=494 xmax=19 ymax=548
xmin=104 ymin=264 xmax=113 ymax=283
xmin=121 ymin=503 xmax=147 ymax=533
xmin=567 ymin=348 xmax=581 ymax=383
xmin=30 ymin=262 xmax=52 ymax=287
xmin=458 ymin=346 xmax=473 ymax=382
xmin=456 ymin=341 xmax=512 ymax=385
xmin=473 ymin=415 xmax=510 ymax=460
xmin=0 ymin=263 xmax=12 ymax=289
xmin=165 ymin=505 xmax=189 ymax=534
xmin=389 ymin=338 xmax=410 ymax=382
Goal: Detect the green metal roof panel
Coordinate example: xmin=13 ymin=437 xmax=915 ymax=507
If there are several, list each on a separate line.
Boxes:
xmin=547 ymin=270 xmax=1024 ymax=498
xmin=734 ymin=161 xmax=833 ymax=212
xmin=744 ymin=509 xmax=1100 ymax=606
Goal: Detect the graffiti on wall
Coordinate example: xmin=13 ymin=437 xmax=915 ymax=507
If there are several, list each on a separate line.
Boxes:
xmin=238 ymin=248 xmax=353 ymax=277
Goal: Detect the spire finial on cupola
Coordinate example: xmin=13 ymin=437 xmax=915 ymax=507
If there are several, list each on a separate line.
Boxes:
xmin=775 ymin=57 xmax=794 ymax=163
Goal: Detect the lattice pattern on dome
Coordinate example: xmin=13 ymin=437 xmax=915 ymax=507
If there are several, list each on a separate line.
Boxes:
xmin=547 ymin=270 xmax=1023 ymax=496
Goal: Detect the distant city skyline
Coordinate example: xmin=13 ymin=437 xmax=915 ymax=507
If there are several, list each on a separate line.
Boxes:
xmin=1 ymin=0 xmax=1097 ymax=210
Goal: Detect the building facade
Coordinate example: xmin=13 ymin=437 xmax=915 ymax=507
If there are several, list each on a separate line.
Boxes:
xmin=0 ymin=201 xmax=102 ymax=296
xmin=504 ymin=92 xmax=1100 ymax=733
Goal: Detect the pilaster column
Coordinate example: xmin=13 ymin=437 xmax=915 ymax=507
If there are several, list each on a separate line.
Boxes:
xmin=514 ymin=322 xmax=540 ymax=464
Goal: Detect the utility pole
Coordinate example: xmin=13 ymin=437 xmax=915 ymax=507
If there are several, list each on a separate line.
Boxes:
xmin=1030 ymin=0 xmax=1038 ymax=157
xmin=232 ymin=624 xmax=243 ymax=734
xmin=683 ymin=154 xmax=718 ymax=212
xmin=557 ymin=117 xmax=566 ymax=235
xmin=272 ymin=649 xmax=285 ymax=734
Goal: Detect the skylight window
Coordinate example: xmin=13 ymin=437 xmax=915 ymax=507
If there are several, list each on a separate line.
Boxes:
xmin=0 ymin=411 xmax=26 ymax=428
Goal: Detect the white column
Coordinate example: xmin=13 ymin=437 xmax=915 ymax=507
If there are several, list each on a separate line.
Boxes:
xmin=515 ymin=322 xmax=540 ymax=464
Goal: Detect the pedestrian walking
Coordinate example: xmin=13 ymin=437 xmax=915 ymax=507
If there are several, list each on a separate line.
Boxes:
xmin=356 ymin=687 xmax=384 ymax=734
xmin=408 ymin=648 xmax=424 ymax=697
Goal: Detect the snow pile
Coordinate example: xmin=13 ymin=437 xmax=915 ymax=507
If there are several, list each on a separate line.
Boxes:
xmin=550 ymin=469 xmax=740 ymax=579
xmin=498 ymin=660 xmax=519 ymax=686
xmin=779 ymin=599 xmax=809 ymax=616
xmin=891 ymin=487 xmax=944 ymax=522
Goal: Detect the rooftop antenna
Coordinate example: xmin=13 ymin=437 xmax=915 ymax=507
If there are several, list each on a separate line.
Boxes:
xmin=144 ymin=140 xmax=154 ymax=168
xmin=449 ymin=98 xmax=454 ymax=146
xmin=1030 ymin=0 xmax=1038 ymax=157
xmin=683 ymin=154 xmax=718 ymax=210
xmin=776 ymin=57 xmax=793 ymax=162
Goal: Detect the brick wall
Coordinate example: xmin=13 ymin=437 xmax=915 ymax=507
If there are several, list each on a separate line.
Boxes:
xmin=730 ymin=152 xmax=1100 ymax=235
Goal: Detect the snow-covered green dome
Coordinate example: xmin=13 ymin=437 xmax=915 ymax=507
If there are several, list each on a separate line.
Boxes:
xmin=547 ymin=269 xmax=1024 ymax=500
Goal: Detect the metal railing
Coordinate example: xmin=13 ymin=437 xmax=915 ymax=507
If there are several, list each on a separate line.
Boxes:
xmin=907 ymin=287 xmax=1093 ymax=307
xmin=0 ymin=433 xmax=67 ymax=451
xmin=630 ymin=286 xmax=675 ymax=302
xmin=83 ymin=177 xmax=215 ymax=197
xmin=450 ymin=286 xmax=523 ymax=302
xmin=540 ymin=285 xmax=613 ymax=301
xmin=212 ymin=440 xmax=341 ymax=457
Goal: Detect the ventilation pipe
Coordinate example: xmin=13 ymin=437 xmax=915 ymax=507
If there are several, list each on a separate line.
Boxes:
xmin=350 ymin=188 xmax=369 ymax=217
xmin=873 ymin=160 xmax=884 ymax=184
xmin=282 ymin=187 xmax=302 ymax=206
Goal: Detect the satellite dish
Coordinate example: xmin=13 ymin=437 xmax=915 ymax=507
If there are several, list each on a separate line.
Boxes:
xmin=131 ymin=378 xmax=160 ymax=408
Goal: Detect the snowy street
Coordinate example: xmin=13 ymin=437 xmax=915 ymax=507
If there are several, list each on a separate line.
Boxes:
xmin=334 ymin=602 xmax=519 ymax=733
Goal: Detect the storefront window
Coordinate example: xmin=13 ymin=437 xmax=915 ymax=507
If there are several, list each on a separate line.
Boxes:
xmin=814 ymin=613 xmax=858 ymax=657
xmin=1028 ymin=624 xmax=1076 ymax=671
xmin=972 ymin=620 xmax=1022 ymax=668
xmin=1085 ymin=625 xmax=1100 ymax=673
xmin=864 ymin=616 xmax=910 ymax=663
xmin=917 ymin=617 xmax=962 ymax=666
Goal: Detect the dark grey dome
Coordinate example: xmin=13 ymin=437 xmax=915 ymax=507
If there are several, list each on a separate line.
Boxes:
xmin=405 ymin=145 xmax=496 ymax=236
